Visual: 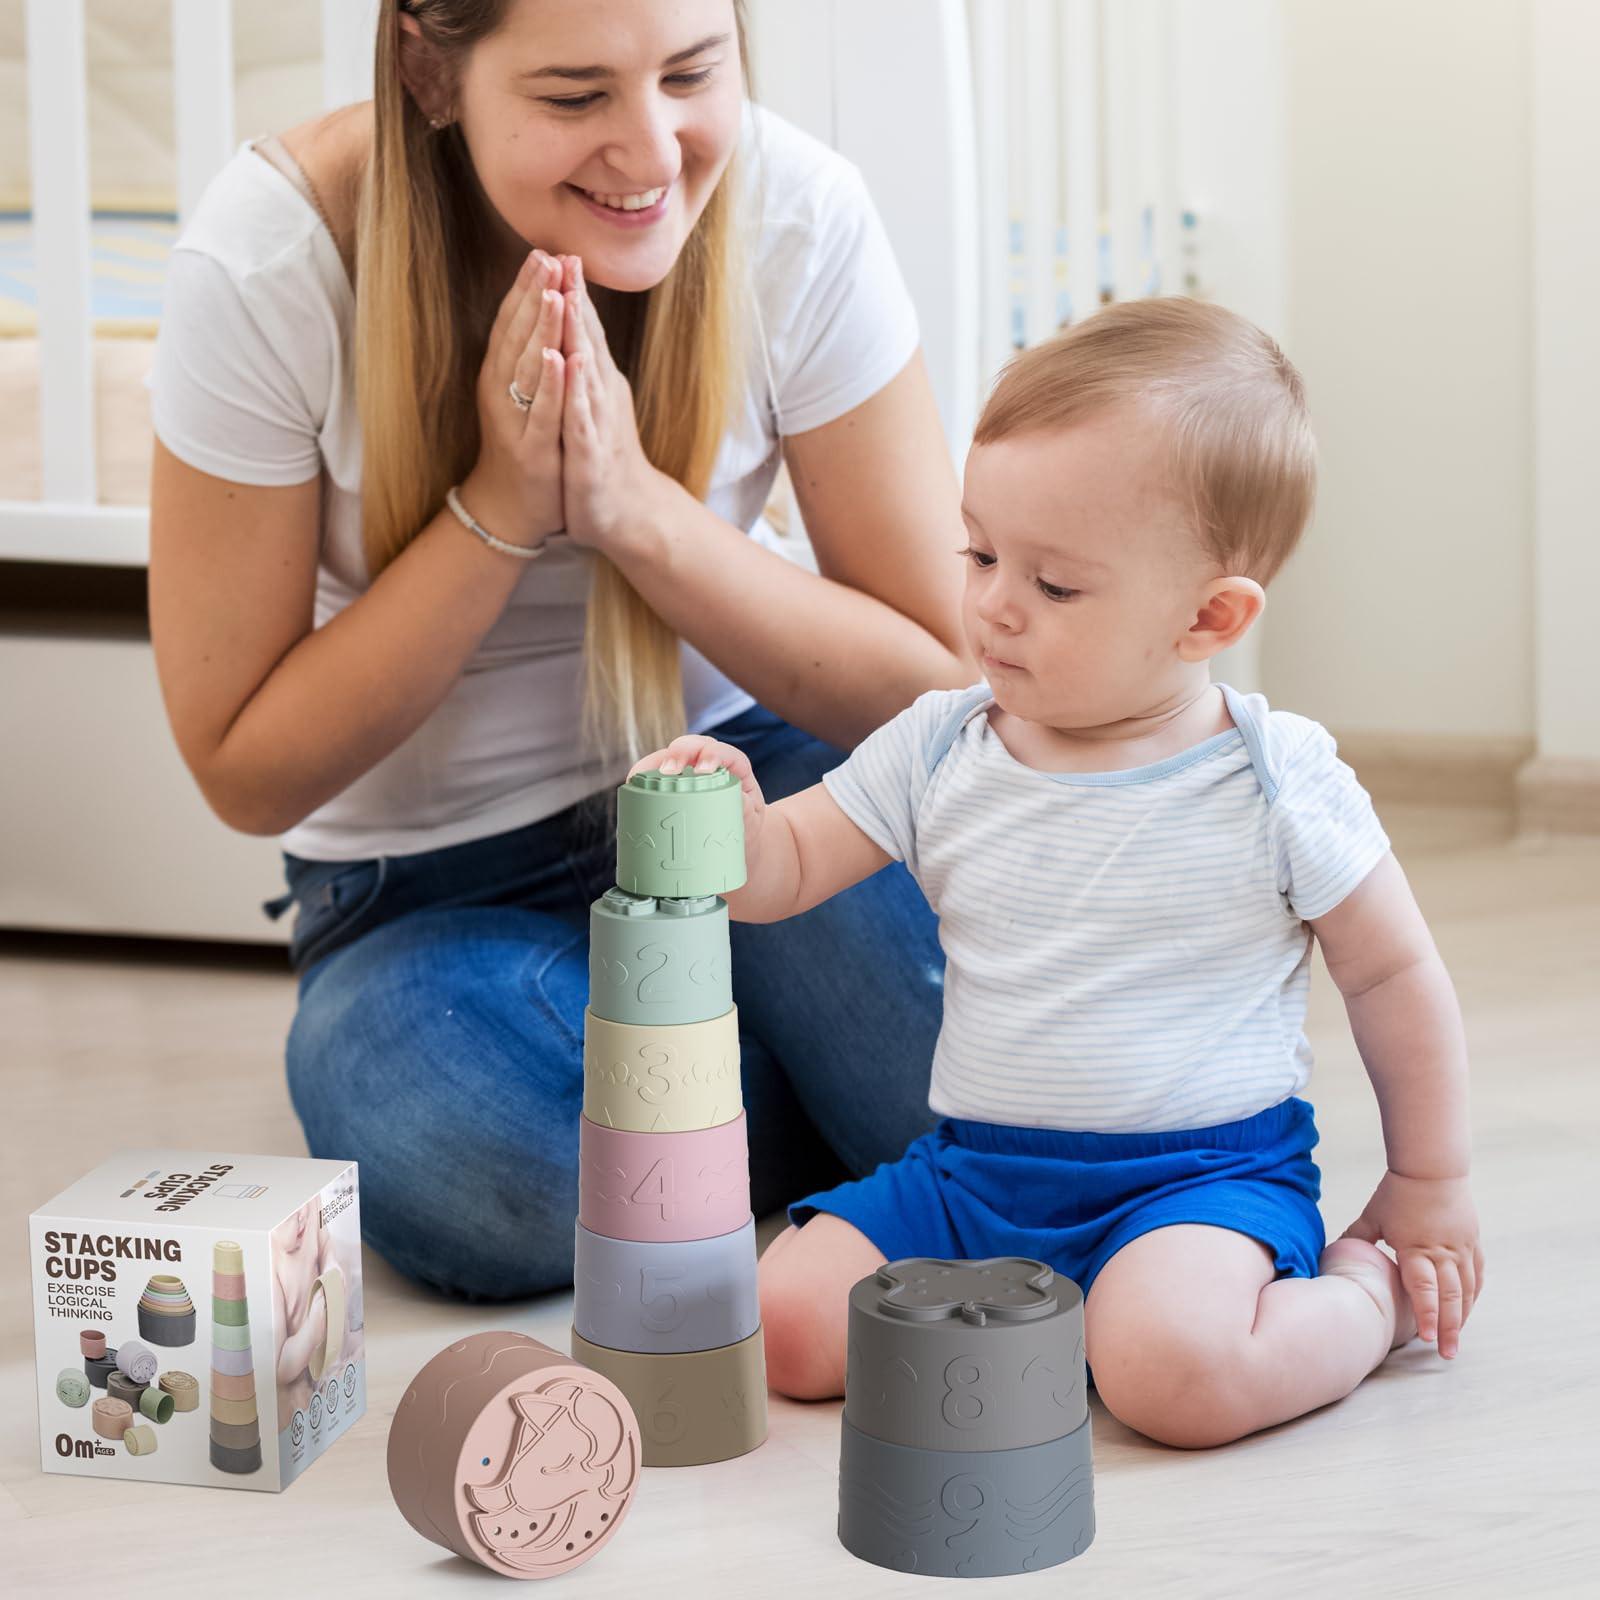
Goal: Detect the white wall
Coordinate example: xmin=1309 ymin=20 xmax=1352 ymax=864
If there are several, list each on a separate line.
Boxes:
xmin=1172 ymin=0 xmax=1287 ymax=342
xmin=1263 ymin=0 xmax=1534 ymax=740
xmin=751 ymin=0 xmax=1547 ymax=737
xmin=1171 ymin=0 xmax=1290 ymax=693
xmin=744 ymin=0 xmax=980 ymax=457
xmin=1531 ymin=0 xmax=1600 ymax=766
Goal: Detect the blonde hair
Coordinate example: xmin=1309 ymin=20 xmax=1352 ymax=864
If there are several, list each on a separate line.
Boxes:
xmin=974 ymin=297 xmax=1317 ymax=584
xmin=358 ymin=0 xmax=749 ymax=761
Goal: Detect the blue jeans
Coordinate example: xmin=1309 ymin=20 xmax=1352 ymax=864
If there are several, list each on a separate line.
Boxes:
xmin=277 ymin=702 xmax=944 ymax=1302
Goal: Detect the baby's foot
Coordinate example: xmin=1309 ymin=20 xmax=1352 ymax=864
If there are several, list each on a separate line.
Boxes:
xmin=1319 ymin=1237 xmax=1418 ymax=1351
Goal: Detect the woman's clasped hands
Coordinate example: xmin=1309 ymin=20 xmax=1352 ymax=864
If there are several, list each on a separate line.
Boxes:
xmin=461 ymin=248 xmax=669 ymax=557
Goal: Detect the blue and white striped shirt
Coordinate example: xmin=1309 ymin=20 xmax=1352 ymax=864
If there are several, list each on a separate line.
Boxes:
xmin=822 ymin=683 xmax=1391 ymax=1133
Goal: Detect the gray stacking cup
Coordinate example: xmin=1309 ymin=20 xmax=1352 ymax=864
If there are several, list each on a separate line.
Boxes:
xmin=837 ymin=1257 xmax=1095 ymax=1577
xmin=844 ymin=1255 xmax=1087 ymax=1451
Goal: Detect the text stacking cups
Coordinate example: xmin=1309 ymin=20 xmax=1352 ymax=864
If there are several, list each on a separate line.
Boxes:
xmin=837 ymin=1257 xmax=1095 ymax=1578
xmin=208 ymin=1240 xmax=261 ymax=1474
xmin=570 ymin=768 xmax=766 ymax=1467
xmin=389 ymin=1332 xmax=640 ymax=1579
xmin=136 ymin=1272 xmax=196 ymax=1347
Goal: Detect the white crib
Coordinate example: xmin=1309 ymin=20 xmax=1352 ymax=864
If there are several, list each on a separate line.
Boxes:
xmin=0 ymin=0 xmax=1277 ymax=941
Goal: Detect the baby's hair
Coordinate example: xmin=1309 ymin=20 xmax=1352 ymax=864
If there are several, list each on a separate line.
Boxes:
xmin=974 ymin=297 xmax=1317 ymax=584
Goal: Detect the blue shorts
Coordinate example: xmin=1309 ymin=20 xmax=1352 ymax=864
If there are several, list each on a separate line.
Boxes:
xmin=788 ymin=1096 xmax=1326 ymax=1303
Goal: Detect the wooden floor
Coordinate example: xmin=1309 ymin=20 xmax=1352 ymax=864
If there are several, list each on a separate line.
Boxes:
xmin=1 ymin=804 xmax=1594 ymax=1597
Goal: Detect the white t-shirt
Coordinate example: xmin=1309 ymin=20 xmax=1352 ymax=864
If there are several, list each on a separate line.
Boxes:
xmin=151 ymin=104 xmax=920 ymax=861
xmin=822 ymin=683 xmax=1393 ymax=1134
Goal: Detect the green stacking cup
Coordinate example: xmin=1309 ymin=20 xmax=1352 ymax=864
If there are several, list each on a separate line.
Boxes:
xmin=615 ymin=767 xmax=745 ymax=899
xmin=588 ymin=887 xmax=732 ymax=1026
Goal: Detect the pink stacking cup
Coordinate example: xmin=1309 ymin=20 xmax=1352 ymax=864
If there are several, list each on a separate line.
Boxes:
xmin=578 ymin=1111 xmax=750 ymax=1243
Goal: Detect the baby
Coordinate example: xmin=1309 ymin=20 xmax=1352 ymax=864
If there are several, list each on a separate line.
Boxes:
xmin=630 ymin=297 xmax=1481 ymax=1449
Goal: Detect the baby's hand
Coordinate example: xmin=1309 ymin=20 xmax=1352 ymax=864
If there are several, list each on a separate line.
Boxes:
xmin=1341 ymin=1171 xmax=1483 ymax=1358
xmin=628 ymin=735 xmax=768 ymax=881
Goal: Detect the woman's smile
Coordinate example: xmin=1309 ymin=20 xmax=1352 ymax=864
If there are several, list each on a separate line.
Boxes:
xmin=566 ymin=179 xmax=674 ymax=228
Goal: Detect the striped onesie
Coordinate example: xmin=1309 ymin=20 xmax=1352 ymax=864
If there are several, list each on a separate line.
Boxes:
xmin=821 ymin=682 xmax=1391 ymax=1134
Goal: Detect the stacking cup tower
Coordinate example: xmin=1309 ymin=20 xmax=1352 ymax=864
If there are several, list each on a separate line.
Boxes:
xmin=571 ymin=766 xmax=767 ymax=1467
xmin=837 ymin=1257 xmax=1095 ymax=1578
xmin=208 ymin=1240 xmax=262 ymax=1474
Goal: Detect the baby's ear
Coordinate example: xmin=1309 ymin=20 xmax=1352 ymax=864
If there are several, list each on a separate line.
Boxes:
xmin=1179 ymin=575 xmax=1266 ymax=662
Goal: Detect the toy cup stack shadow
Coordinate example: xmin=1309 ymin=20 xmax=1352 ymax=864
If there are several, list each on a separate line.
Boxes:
xmin=570 ymin=766 xmax=767 ymax=1466
xmin=837 ymin=1257 xmax=1095 ymax=1578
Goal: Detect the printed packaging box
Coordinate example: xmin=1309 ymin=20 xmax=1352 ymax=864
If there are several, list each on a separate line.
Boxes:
xmin=29 ymin=1150 xmax=365 ymax=1491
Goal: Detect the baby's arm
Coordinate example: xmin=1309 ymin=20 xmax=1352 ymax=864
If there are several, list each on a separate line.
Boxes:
xmin=1311 ymin=852 xmax=1482 ymax=1355
xmin=629 ymin=736 xmax=892 ymax=922
xmin=1314 ymin=853 xmax=1470 ymax=1176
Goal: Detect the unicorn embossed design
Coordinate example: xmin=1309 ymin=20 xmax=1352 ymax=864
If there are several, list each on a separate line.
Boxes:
xmin=463 ymin=1379 xmax=639 ymax=1573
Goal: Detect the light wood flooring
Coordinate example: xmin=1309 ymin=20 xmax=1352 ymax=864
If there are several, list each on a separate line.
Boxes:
xmin=1 ymin=805 xmax=1595 ymax=1597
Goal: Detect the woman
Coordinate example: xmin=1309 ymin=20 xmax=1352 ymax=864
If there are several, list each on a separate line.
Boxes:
xmin=149 ymin=0 xmax=971 ymax=1299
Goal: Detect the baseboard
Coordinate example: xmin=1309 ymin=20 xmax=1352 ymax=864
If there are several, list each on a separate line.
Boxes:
xmin=1334 ymin=732 xmax=1600 ymax=836
xmin=1515 ymin=755 xmax=1600 ymax=836
xmin=1333 ymin=731 xmax=1535 ymax=812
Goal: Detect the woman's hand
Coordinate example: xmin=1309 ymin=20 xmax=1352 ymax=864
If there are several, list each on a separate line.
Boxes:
xmin=460 ymin=249 xmax=568 ymax=549
xmin=629 ymin=735 xmax=769 ymax=883
xmin=1341 ymin=1170 xmax=1483 ymax=1358
xmin=558 ymin=256 xmax=676 ymax=555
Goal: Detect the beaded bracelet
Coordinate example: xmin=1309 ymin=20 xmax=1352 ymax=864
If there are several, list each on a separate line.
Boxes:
xmin=445 ymin=485 xmax=561 ymax=560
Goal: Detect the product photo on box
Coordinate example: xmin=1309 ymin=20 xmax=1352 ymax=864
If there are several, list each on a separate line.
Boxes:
xmin=29 ymin=1150 xmax=365 ymax=1492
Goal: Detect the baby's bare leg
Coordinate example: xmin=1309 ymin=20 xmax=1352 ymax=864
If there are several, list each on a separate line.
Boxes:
xmin=758 ymin=1217 xmax=886 ymax=1400
xmin=1086 ymin=1224 xmax=1417 ymax=1449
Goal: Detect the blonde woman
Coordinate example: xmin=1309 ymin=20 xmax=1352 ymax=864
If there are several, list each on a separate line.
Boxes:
xmin=148 ymin=0 xmax=970 ymax=1297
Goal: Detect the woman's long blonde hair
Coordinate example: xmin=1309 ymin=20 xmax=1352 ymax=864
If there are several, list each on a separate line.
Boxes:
xmin=357 ymin=0 xmax=748 ymax=762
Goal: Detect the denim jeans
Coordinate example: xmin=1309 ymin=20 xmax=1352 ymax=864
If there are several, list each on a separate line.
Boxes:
xmin=277 ymin=702 xmax=944 ymax=1302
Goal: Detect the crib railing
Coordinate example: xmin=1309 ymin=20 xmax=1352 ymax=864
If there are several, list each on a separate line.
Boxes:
xmin=1 ymin=0 xmax=379 ymax=569
xmin=20 ymin=0 xmax=98 ymax=525
xmin=969 ymin=0 xmax=1185 ymax=377
xmin=750 ymin=0 xmax=1186 ymax=456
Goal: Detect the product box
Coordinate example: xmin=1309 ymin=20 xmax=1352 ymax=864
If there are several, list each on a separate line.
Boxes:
xmin=29 ymin=1150 xmax=365 ymax=1491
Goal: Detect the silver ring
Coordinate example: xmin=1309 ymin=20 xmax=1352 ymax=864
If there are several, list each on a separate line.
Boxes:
xmin=508 ymin=379 xmax=535 ymax=412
